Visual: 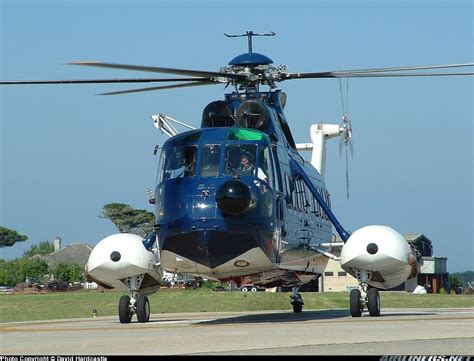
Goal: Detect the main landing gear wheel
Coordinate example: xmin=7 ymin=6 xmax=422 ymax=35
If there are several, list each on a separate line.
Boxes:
xmin=117 ymin=274 xmax=152 ymax=323
xmin=292 ymin=301 xmax=303 ymax=313
xmin=349 ymin=270 xmax=381 ymax=317
xmin=118 ymin=295 xmax=132 ymax=324
xmin=367 ymin=288 xmax=380 ymax=317
xmin=136 ymin=295 xmax=150 ymax=323
xmin=349 ymin=289 xmax=363 ymax=317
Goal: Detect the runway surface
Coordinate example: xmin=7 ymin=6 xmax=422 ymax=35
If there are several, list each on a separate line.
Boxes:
xmin=1 ymin=308 xmax=473 ymax=355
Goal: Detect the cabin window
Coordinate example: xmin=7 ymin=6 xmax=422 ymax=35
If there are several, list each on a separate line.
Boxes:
xmin=284 ymin=173 xmax=293 ymax=206
xmin=324 ymin=272 xmax=334 ymax=277
xmin=322 ymin=189 xmax=331 ymax=220
xmin=293 ymin=179 xmax=308 ymax=212
xmin=304 ymin=185 xmax=312 ymax=211
xmin=295 ymin=180 xmax=303 ymax=211
xmin=299 ymin=181 xmax=307 ymax=211
xmin=162 ymin=145 xmax=198 ymax=181
xmin=201 ymin=144 xmax=221 ymax=177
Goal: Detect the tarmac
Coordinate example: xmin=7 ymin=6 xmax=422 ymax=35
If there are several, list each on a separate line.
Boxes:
xmin=1 ymin=308 xmax=473 ymax=355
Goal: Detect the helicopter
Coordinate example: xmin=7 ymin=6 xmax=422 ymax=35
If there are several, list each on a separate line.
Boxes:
xmin=2 ymin=31 xmax=473 ymax=323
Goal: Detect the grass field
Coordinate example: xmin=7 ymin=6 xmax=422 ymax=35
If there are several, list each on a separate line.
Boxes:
xmin=0 ymin=288 xmax=472 ymax=323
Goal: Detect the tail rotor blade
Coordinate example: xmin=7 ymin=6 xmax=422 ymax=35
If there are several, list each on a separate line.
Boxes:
xmin=345 ymin=144 xmax=350 ymax=199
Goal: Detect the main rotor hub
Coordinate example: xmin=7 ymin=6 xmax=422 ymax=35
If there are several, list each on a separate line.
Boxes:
xmin=228 ymin=52 xmax=273 ymax=66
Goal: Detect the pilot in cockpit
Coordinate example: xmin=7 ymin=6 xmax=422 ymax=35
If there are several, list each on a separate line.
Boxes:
xmin=238 ymin=153 xmax=254 ymax=176
xmin=238 ymin=152 xmax=267 ymax=182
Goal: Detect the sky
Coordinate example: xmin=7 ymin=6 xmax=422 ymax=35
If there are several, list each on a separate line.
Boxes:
xmin=0 ymin=0 xmax=472 ymax=272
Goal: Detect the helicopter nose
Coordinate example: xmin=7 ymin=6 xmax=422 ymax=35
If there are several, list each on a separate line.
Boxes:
xmin=216 ymin=180 xmax=256 ymax=216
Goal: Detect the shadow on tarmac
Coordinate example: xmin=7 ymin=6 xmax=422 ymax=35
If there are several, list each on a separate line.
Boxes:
xmin=198 ymin=309 xmax=349 ymax=324
xmin=196 ymin=309 xmax=437 ymax=325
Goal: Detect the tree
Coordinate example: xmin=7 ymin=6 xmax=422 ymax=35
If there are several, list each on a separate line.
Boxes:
xmin=449 ymin=274 xmax=462 ymax=291
xmin=23 ymin=241 xmax=54 ymax=258
xmin=451 ymin=271 xmax=474 ymax=288
xmin=23 ymin=258 xmax=49 ymax=283
xmin=51 ymin=263 xmax=84 ymax=283
xmin=0 ymin=258 xmax=48 ymax=286
xmin=101 ymin=203 xmax=154 ymax=237
xmin=0 ymin=227 xmax=27 ymax=247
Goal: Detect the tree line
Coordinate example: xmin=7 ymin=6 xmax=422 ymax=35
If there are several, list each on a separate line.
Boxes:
xmin=0 ymin=241 xmax=85 ymax=286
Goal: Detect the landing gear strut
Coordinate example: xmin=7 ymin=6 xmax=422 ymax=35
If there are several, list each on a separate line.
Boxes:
xmin=349 ymin=270 xmax=380 ymax=317
xmin=290 ymin=287 xmax=304 ymax=313
xmin=118 ymin=274 xmax=151 ymax=323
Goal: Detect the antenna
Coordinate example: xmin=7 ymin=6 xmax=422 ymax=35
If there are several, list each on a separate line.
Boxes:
xmin=224 ymin=31 xmax=276 ymax=55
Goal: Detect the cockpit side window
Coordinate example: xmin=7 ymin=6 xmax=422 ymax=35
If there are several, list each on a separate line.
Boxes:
xmin=162 ymin=145 xmax=198 ymax=181
xmin=156 ymin=150 xmax=166 ymax=184
xmin=200 ymin=144 xmax=221 ymax=177
xmin=258 ymin=145 xmax=273 ymax=186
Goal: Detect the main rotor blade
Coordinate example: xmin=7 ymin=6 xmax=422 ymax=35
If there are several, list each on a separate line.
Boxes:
xmin=285 ymin=70 xmax=474 ymax=79
xmin=332 ymin=71 xmax=474 ymax=78
xmin=99 ymin=80 xmax=218 ymax=95
xmin=70 ymin=61 xmax=247 ymax=80
xmin=0 ymin=77 xmax=211 ymax=85
xmin=286 ymin=63 xmax=474 ymax=80
xmin=329 ymin=63 xmax=474 ymax=74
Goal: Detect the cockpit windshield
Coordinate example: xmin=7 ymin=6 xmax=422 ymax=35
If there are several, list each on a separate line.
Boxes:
xmin=157 ymin=128 xmax=274 ymax=186
xmin=200 ymin=144 xmax=221 ymax=177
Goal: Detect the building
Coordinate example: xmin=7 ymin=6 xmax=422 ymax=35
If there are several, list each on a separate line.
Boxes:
xmin=404 ymin=233 xmax=448 ymax=293
xmin=33 ymin=237 xmax=94 ymax=268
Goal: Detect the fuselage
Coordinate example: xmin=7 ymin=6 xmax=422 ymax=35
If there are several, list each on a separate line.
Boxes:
xmin=155 ymin=91 xmax=335 ymax=287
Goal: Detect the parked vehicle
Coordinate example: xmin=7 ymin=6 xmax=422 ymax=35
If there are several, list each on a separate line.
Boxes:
xmin=239 ymin=284 xmax=263 ymax=292
xmin=46 ymin=280 xmax=69 ymax=291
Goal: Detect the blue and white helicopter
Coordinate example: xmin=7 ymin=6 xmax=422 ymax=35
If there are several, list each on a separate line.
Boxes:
xmin=2 ymin=31 xmax=473 ymax=323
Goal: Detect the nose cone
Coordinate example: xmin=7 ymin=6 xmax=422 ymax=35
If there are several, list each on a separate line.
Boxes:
xmin=216 ymin=180 xmax=256 ymax=216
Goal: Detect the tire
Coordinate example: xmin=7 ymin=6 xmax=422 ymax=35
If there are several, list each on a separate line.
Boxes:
xmin=350 ymin=289 xmax=362 ymax=317
xmin=250 ymin=287 xmax=257 ymax=292
xmin=367 ymin=288 xmax=381 ymax=317
xmin=118 ymin=295 xmax=132 ymax=324
xmin=136 ymin=295 xmax=150 ymax=323
xmin=292 ymin=302 xmax=303 ymax=313
xmin=241 ymin=287 xmax=248 ymax=292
